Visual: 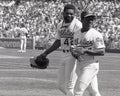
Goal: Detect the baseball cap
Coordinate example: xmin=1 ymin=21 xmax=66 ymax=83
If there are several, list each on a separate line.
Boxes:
xmin=81 ymin=11 xmax=96 ymax=21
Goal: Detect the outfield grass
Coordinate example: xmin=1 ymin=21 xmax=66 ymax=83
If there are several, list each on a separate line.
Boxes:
xmin=0 ymin=48 xmax=120 ymax=96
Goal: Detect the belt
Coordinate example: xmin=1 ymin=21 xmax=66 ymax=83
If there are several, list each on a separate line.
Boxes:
xmin=63 ymin=49 xmax=70 ymax=53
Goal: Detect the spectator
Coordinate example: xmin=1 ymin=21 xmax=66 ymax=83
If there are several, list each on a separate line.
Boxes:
xmin=0 ymin=0 xmax=120 ymax=50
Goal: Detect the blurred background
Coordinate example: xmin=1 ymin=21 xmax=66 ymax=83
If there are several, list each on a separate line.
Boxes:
xmin=0 ymin=0 xmax=120 ymax=50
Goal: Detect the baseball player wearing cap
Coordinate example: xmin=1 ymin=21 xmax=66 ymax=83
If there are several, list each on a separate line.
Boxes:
xmin=17 ymin=23 xmax=28 ymax=52
xmin=73 ymin=12 xmax=105 ymax=96
xmin=31 ymin=4 xmax=82 ymax=96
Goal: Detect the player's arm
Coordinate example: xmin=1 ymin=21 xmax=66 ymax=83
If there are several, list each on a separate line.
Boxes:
xmin=84 ymin=48 xmax=105 ymax=56
xmin=39 ymin=39 xmax=61 ymax=58
xmin=85 ymin=39 xmax=105 ymax=56
xmin=85 ymin=32 xmax=106 ymax=56
xmin=38 ymin=22 xmax=61 ymax=58
xmin=44 ymin=39 xmax=60 ymax=55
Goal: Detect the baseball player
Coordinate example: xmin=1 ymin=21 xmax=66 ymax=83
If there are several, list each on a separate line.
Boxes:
xmin=73 ymin=12 xmax=105 ymax=96
xmin=31 ymin=4 xmax=82 ymax=96
xmin=17 ymin=23 xmax=28 ymax=52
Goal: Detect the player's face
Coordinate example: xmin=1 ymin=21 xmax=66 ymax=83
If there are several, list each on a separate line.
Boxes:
xmin=63 ymin=9 xmax=75 ymax=23
xmin=82 ymin=18 xmax=91 ymax=29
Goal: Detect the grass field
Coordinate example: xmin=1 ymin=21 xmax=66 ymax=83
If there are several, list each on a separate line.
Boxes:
xmin=0 ymin=48 xmax=120 ymax=96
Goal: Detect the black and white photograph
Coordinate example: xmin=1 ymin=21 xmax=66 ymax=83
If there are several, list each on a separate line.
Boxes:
xmin=0 ymin=0 xmax=120 ymax=96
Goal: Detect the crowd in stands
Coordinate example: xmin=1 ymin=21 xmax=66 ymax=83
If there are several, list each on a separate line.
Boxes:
xmin=0 ymin=0 xmax=120 ymax=49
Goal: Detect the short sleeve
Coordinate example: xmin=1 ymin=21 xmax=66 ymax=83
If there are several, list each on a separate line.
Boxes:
xmin=94 ymin=31 xmax=105 ymax=49
xmin=55 ymin=30 xmax=60 ymax=40
xmin=25 ymin=28 xmax=28 ymax=33
xmin=54 ymin=21 xmax=62 ymax=40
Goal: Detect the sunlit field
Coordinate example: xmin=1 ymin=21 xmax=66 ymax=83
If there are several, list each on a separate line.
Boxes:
xmin=0 ymin=48 xmax=120 ymax=96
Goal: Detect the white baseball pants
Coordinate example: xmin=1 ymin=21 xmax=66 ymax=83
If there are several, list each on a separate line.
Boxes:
xmin=74 ymin=62 xmax=101 ymax=96
xmin=57 ymin=53 xmax=77 ymax=96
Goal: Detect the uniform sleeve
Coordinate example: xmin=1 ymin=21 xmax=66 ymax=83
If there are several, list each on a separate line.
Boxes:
xmin=73 ymin=20 xmax=82 ymax=43
xmin=73 ymin=18 xmax=82 ymax=32
xmin=94 ymin=31 xmax=105 ymax=49
xmin=55 ymin=31 xmax=60 ymax=40
xmin=77 ymin=20 xmax=83 ymax=30
xmin=23 ymin=28 xmax=28 ymax=33
xmin=54 ymin=22 xmax=62 ymax=40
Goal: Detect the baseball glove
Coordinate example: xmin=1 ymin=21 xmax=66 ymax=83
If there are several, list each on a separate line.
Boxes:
xmin=30 ymin=56 xmax=49 ymax=69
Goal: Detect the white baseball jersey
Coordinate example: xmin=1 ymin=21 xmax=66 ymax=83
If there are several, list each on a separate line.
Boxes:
xmin=55 ymin=17 xmax=82 ymax=50
xmin=20 ymin=27 xmax=28 ymax=38
xmin=14 ymin=27 xmax=28 ymax=38
xmin=78 ymin=28 xmax=105 ymax=62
